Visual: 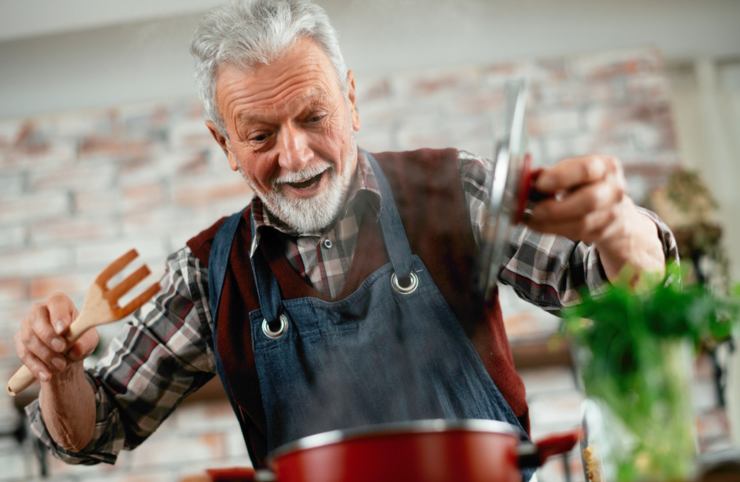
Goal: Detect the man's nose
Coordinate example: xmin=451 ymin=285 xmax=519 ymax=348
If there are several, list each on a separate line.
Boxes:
xmin=277 ymin=124 xmax=311 ymax=171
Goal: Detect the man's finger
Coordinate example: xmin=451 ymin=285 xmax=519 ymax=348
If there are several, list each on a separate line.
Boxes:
xmin=46 ymin=292 xmax=77 ymax=336
xmin=530 ymin=180 xmax=624 ymax=223
xmin=15 ymin=333 xmax=51 ymax=381
xmin=526 ymin=207 xmax=617 ymax=243
xmin=535 ymin=155 xmax=616 ymax=193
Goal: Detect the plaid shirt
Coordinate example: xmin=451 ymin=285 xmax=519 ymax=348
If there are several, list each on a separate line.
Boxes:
xmin=27 ymin=149 xmax=678 ymax=464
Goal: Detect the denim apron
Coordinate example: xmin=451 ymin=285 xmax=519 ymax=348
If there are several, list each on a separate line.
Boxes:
xmin=209 ymin=153 xmax=531 ymax=479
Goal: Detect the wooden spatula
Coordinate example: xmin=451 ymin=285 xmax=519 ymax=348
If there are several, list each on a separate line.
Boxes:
xmin=6 ymin=249 xmax=160 ymax=397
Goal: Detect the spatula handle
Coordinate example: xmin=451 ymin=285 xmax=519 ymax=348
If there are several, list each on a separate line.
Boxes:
xmin=6 ymin=312 xmax=92 ymax=397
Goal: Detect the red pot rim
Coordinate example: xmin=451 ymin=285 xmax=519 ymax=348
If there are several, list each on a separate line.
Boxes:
xmin=268 ymin=418 xmax=520 ymax=463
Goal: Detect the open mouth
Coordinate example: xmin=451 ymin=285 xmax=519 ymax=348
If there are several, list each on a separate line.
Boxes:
xmin=275 ymin=166 xmax=331 ymax=198
xmin=286 ymin=171 xmax=324 ymax=190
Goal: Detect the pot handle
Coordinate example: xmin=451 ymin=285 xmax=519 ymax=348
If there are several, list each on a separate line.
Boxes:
xmin=205 ymin=467 xmax=276 ymax=482
xmin=517 ymin=429 xmax=581 ymax=468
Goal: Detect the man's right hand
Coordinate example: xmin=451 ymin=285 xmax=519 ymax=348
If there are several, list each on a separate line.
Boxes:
xmin=14 ymin=292 xmax=99 ymax=384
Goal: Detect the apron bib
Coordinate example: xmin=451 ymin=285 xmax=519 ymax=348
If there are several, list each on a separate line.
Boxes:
xmin=209 ymin=152 xmax=529 ymax=477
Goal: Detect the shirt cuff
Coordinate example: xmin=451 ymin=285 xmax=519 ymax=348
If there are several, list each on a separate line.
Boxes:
xmin=635 ymin=206 xmax=680 ymax=265
xmin=25 ymin=372 xmax=123 ymax=465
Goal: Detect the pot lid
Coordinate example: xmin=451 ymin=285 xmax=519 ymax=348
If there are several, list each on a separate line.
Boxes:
xmin=476 ymin=80 xmax=530 ymax=300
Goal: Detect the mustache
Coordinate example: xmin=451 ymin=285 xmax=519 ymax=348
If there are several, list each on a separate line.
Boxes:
xmin=273 ymin=163 xmax=332 ymax=186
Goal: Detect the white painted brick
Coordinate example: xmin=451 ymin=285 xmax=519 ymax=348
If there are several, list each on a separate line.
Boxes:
xmin=543 ymin=137 xmax=577 ymax=164
xmin=29 ymin=161 xmax=117 ymax=192
xmin=49 ymin=452 xmax=121 ymax=478
xmin=30 ymin=217 xmax=119 ymax=246
xmin=205 ymin=144 xmax=229 ymax=171
xmin=355 ymin=97 xmax=399 ymax=130
xmin=169 ymin=118 xmax=214 ymax=150
xmin=355 ymin=75 xmax=394 ymax=104
xmin=0 ymin=278 xmax=26 ymax=307
xmin=0 ymin=225 xmax=27 ymax=250
xmin=117 ymin=149 xmax=204 ymax=187
xmin=396 ymin=115 xmax=489 ymax=151
xmin=626 ymin=74 xmax=671 ymax=103
xmin=73 ymin=237 xmax=167 ymax=273
xmin=170 ymin=400 xmax=240 ymax=434
xmin=568 ymin=47 xmax=662 ymax=79
xmin=225 ymin=428 xmax=250 ymax=459
xmin=0 ymin=304 xmax=27 ymax=336
xmin=528 ymin=109 xmax=582 ymax=136
xmin=357 ymin=130 xmax=395 ymax=154
xmin=0 ymin=171 xmax=25 ymax=199
xmin=393 ymin=66 xmax=482 ymax=101
xmin=0 ymin=191 xmax=70 ymax=226
xmin=44 ymin=109 xmax=115 ymax=139
xmin=5 ymin=139 xmax=77 ymax=169
xmin=129 ymin=429 xmax=226 ymax=469
xmin=0 ymin=119 xmax=23 ymax=146
xmin=171 ymin=175 xmax=251 ymax=211
xmin=0 ymin=246 xmax=72 ymax=277
xmin=80 ymin=472 xmax=172 ymax=482
xmin=480 ymin=62 xmax=533 ymax=88
xmin=520 ymin=367 xmax=578 ymax=397
xmin=624 ymin=169 xmax=651 ymax=202
xmin=500 ymin=284 xmax=560 ymax=339
xmin=27 ymin=270 xmax=98 ymax=305
xmin=536 ymin=446 xmax=585 ymax=482
xmin=120 ymin=181 xmax=168 ymax=215
xmin=73 ymin=188 xmax=123 ymax=217
xmin=0 ymin=443 xmax=35 ymax=481
xmin=528 ymin=390 xmax=584 ymax=438
xmin=120 ymin=206 xmax=179 ymax=239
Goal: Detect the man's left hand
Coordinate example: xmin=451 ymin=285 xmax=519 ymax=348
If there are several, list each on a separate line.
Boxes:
xmin=524 ymin=155 xmax=665 ymax=281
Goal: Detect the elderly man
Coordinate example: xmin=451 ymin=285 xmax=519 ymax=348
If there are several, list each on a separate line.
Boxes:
xmin=17 ymin=0 xmax=675 ymax=474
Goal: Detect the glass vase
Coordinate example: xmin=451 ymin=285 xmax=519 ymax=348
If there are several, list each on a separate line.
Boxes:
xmin=578 ymin=340 xmax=697 ymax=482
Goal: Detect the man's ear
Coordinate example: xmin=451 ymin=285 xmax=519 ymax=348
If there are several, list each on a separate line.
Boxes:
xmin=206 ymin=121 xmax=239 ymax=172
xmin=346 ymin=70 xmax=360 ymax=132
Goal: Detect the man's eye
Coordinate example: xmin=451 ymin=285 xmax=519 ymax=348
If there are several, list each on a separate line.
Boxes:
xmin=306 ymin=113 xmax=326 ymax=123
xmin=249 ymin=133 xmax=271 ymax=143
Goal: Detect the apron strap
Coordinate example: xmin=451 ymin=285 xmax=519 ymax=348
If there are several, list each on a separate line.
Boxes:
xmin=207 ymin=210 xmax=243 ymax=320
xmin=365 ymin=152 xmax=416 ymax=284
xmin=249 ymin=212 xmax=283 ymax=324
xmin=207 ymin=209 xmax=264 ymax=465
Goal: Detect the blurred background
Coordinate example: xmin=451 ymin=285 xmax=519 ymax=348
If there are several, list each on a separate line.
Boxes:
xmin=1 ymin=0 xmax=739 ymax=481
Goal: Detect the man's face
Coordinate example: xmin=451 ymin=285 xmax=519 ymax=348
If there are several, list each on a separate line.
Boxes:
xmin=209 ymin=38 xmax=360 ymax=233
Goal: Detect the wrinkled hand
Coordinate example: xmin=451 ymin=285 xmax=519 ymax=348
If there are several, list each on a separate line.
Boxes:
xmin=14 ymin=292 xmax=99 ymax=384
xmin=525 ymin=155 xmax=665 ymax=280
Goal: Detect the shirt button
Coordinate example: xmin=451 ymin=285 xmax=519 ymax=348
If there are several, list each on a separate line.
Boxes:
xmin=322 ymin=239 xmax=333 ymax=249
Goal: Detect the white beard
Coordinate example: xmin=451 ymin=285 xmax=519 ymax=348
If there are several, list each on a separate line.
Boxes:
xmin=239 ymin=151 xmax=356 ymax=234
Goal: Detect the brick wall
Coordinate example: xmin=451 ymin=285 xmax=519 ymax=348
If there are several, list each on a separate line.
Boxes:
xmin=0 ymin=47 xmax=690 ymax=481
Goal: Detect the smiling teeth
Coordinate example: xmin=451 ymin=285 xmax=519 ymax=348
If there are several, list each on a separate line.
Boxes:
xmin=276 ymin=165 xmax=329 ymax=185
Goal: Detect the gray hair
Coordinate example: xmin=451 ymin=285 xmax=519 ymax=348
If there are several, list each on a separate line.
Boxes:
xmin=190 ymin=0 xmax=348 ymax=135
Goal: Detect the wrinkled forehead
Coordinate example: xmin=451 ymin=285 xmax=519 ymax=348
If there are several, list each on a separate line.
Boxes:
xmin=215 ymin=39 xmax=345 ymax=120
xmin=235 ymin=87 xmax=334 ymax=124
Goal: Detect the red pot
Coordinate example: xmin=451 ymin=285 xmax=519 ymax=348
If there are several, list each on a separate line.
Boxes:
xmin=209 ymin=419 xmax=580 ymax=482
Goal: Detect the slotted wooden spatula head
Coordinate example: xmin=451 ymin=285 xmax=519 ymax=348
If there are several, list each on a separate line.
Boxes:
xmin=93 ymin=249 xmax=161 ymax=319
xmin=73 ymin=248 xmax=161 ymax=333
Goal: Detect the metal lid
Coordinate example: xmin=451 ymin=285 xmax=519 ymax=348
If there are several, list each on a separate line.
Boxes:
xmin=476 ymin=80 xmax=529 ymax=300
xmin=268 ymin=418 xmax=519 ymax=462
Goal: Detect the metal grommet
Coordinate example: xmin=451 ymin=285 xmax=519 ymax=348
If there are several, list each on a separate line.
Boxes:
xmin=262 ymin=313 xmax=289 ymax=340
xmin=391 ymin=271 xmax=419 ymax=295
xmin=322 ymin=239 xmax=333 ymax=249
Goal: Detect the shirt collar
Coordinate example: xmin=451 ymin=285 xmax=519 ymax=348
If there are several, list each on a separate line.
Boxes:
xmin=249 ymin=149 xmax=381 ymax=257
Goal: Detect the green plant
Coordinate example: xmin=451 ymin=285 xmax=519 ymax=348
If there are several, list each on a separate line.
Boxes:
xmin=564 ymin=264 xmax=740 ymax=481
